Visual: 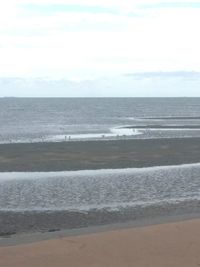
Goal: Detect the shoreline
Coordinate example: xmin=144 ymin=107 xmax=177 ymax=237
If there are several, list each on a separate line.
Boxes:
xmin=1 ymin=137 xmax=200 ymax=172
xmin=1 ymin=197 xmax=200 ymax=240
xmin=1 ymin=218 xmax=200 ymax=267
xmin=1 ymin=212 xmax=200 ymax=247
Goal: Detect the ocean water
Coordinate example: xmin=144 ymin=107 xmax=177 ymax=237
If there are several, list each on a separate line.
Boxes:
xmin=1 ymin=98 xmax=200 ymax=228
xmin=1 ymin=97 xmax=200 ymax=143
xmin=0 ymin=164 xmax=200 ymax=212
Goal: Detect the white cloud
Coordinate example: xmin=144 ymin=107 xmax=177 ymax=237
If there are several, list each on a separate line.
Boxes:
xmin=0 ymin=0 xmax=200 ymax=82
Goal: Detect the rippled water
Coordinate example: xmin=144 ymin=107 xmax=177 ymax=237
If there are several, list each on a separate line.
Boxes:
xmin=1 ymin=97 xmax=200 ymax=143
xmin=1 ymin=98 xmax=200 ymax=227
xmin=1 ymin=164 xmax=200 ymax=212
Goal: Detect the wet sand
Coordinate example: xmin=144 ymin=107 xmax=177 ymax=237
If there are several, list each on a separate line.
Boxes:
xmin=1 ymin=219 xmax=200 ymax=267
xmin=1 ymin=137 xmax=200 ymax=171
xmin=1 ymin=199 xmax=200 ymax=237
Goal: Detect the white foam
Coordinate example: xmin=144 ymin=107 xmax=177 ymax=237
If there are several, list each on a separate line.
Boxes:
xmin=1 ymin=162 xmax=200 ymax=181
xmin=1 ymin=196 xmax=198 ymax=212
xmin=110 ymin=127 xmax=140 ymax=136
xmin=45 ymin=127 xmax=142 ymax=142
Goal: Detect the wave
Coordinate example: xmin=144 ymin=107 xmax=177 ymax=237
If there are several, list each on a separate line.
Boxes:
xmin=1 ymin=163 xmax=200 ymax=212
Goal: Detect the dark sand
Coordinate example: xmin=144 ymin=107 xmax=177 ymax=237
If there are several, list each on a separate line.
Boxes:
xmin=1 ymin=137 xmax=200 ymax=172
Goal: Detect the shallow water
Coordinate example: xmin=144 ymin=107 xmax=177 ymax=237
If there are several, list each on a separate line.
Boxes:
xmin=1 ymin=98 xmax=200 ymax=143
xmin=1 ymin=163 xmax=200 ymax=213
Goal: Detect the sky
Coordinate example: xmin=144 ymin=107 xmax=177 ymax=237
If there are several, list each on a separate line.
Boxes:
xmin=1 ymin=0 xmax=200 ymax=97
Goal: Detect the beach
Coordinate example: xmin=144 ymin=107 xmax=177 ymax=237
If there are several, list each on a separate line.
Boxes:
xmin=1 ymin=218 xmax=200 ymax=267
xmin=1 ymin=2 xmax=200 ymax=262
xmin=1 ymin=98 xmax=200 ymax=265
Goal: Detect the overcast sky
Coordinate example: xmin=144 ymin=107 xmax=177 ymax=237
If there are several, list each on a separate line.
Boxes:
xmin=1 ymin=0 xmax=200 ymax=97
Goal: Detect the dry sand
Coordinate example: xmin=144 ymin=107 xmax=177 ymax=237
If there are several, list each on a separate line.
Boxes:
xmin=1 ymin=219 xmax=200 ymax=267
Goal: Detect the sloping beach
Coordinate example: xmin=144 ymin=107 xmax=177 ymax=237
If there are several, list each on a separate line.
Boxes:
xmin=1 ymin=99 xmax=200 ymax=264
xmin=1 ymin=219 xmax=200 ymax=267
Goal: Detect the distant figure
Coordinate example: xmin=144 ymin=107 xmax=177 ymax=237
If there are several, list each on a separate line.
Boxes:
xmin=102 ymin=135 xmax=105 ymax=138
xmin=68 ymin=136 xmax=71 ymax=140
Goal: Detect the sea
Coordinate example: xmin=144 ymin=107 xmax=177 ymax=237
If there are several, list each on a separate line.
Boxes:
xmin=1 ymin=97 xmax=200 ymax=143
xmin=1 ymin=97 xmax=200 ymax=232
